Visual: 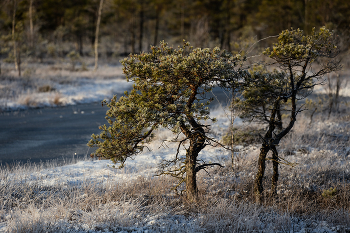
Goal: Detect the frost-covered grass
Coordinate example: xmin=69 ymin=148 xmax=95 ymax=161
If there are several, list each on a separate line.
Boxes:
xmin=0 ymin=108 xmax=349 ymax=233
xmin=1 ymin=62 xmax=350 ymax=232
xmin=0 ymin=61 xmax=131 ymax=110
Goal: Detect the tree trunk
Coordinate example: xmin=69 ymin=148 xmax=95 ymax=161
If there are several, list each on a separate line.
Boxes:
xmin=272 ymin=104 xmax=282 ymax=197
xmin=335 ymin=75 xmax=340 ymax=113
xmin=271 ymin=145 xmax=279 ymax=196
xmin=185 ymin=130 xmax=206 ymax=202
xmin=180 ymin=1 xmax=184 ymax=40
xmin=185 ymin=147 xmax=198 ymax=202
xmin=225 ymin=0 xmax=231 ymax=51
xmin=153 ymin=8 xmax=159 ymax=46
xmin=220 ymin=28 xmax=225 ymax=50
xmin=139 ymin=2 xmax=144 ymax=53
xmin=230 ymin=91 xmax=236 ymax=171
xmin=29 ymin=0 xmax=34 ymax=48
xmin=78 ymin=35 xmax=83 ymax=56
xmin=276 ymin=102 xmax=282 ymax=131
xmin=327 ymin=76 xmax=333 ymax=118
xmin=12 ymin=0 xmax=18 ymax=73
xmin=304 ymin=0 xmax=309 ymax=32
xmin=254 ymin=144 xmax=269 ymax=203
xmin=254 ymin=100 xmax=279 ymax=203
xmin=130 ymin=17 xmax=136 ymax=54
xmin=94 ymin=0 xmax=104 ymax=71
xmin=17 ymin=49 xmax=21 ymax=77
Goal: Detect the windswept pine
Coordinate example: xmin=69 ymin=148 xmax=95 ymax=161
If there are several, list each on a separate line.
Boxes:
xmin=89 ymin=41 xmax=241 ymax=201
xmin=237 ymin=27 xmax=341 ymax=203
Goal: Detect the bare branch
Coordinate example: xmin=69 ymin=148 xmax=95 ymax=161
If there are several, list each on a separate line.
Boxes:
xmin=195 ymin=163 xmax=224 ymax=173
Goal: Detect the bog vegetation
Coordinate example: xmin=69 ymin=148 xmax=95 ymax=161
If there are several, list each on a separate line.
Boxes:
xmin=0 ymin=0 xmax=350 ymax=231
xmin=89 ymin=27 xmax=341 ymax=205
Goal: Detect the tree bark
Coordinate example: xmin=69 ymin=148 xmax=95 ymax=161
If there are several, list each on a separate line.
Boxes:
xmin=230 ymin=91 xmax=236 ymax=171
xmin=138 ymin=1 xmax=144 ymax=53
xmin=271 ymin=145 xmax=279 ymax=196
xmin=29 ymin=0 xmax=34 ymax=48
xmin=304 ymin=0 xmax=309 ymax=32
xmin=185 ymin=146 xmax=198 ymax=201
xmin=153 ymin=7 xmax=159 ymax=46
xmin=94 ymin=0 xmax=104 ymax=71
xmin=78 ymin=34 xmax=83 ymax=56
xmin=276 ymin=102 xmax=282 ymax=131
xmin=254 ymin=144 xmax=269 ymax=203
xmin=254 ymin=99 xmax=279 ymax=203
xmin=181 ymin=85 xmax=206 ymax=202
xmin=12 ymin=0 xmax=18 ymax=73
xmin=180 ymin=1 xmax=184 ymax=40
xmin=225 ymin=0 xmax=231 ymax=51
xmin=185 ymin=129 xmax=205 ymax=202
xmin=130 ymin=17 xmax=136 ymax=54
xmin=17 ymin=49 xmax=21 ymax=77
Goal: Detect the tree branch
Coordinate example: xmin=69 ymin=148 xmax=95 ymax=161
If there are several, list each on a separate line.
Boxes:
xmin=195 ymin=163 xmax=224 ymax=173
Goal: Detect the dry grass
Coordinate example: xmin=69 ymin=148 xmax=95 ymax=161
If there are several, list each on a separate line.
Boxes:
xmin=1 ymin=60 xmax=349 ymax=231
xmin=52 ymin=92 xmax=62 ymax=106
xmin=37 ymin=85 xmax=55 ymax=93
xmin=0 ymin=61 xmax=126 ymax=110
xmin=1 ymin=110 xmax=350 ymax=232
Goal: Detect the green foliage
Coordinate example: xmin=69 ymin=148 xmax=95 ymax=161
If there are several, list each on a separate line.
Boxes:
xmin=322 ymin=187 xmax=337 ymax=198
xmin=241 ymin=27 xmax=341 ymax=202
xmin=240 ymin=27 xmax=340 ymax=125
xmin=236 ymin=67 xmax=287 ymax=123
xmin=1 ymin=21 xmax=26 ymax=63
xmin=263 ymin=27 xmax=338 ymax=66
xmin=88 ymin=41 xmax=240 ymax=168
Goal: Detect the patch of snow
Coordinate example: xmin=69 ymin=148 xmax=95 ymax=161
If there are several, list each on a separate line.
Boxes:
xmin=1 ymin=78 xmax=132 ymax=110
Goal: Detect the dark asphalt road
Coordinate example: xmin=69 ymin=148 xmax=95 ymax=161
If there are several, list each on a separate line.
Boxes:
xmin=0 ymin=87 xmax=230 ymax=165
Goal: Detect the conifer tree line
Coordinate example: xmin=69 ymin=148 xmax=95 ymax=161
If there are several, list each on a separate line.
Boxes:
xmin=0 ymin=0 xmax=349 ymax=61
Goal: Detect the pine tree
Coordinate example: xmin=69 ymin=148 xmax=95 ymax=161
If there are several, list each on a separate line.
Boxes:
xmin=88 ymin=41 xmax=240 ymax=201
xmin=238 ymin=27 xmax=341 ymax=203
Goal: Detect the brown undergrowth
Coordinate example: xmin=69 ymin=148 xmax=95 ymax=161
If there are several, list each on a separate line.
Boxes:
xmin=1 ymin=111 xmax=350 ymax=232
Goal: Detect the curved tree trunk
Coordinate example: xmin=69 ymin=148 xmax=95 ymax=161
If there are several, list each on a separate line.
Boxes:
xmin=181 ymin=85 xmax=206 ymax=201
xmin=271 ymin=103 xmax=282 ymax=196
xmin=185 ymin=130 xmax=205 ymax=202
xmin=254 ymin=99 xmax=279 ymax=203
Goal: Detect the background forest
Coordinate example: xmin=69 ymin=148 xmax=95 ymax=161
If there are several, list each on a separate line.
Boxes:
xmin=1 ymin=0 xmax=350 ymax=65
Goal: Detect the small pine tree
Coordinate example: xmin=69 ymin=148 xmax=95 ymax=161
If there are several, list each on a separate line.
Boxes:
xmin=88 ymin=41 xmax=240 ymax=201
xmin=238 ymin=27 xmax=341 ymax=203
